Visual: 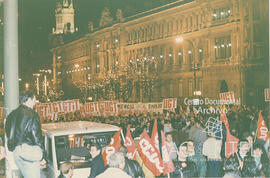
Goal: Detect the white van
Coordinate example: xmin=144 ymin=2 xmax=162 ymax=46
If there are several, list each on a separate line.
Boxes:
xmin=41 ymin=121 xmax=120 ymax=178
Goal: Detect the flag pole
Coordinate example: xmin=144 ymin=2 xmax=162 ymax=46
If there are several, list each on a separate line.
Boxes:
xmin=120 ymin=129 xmax=126 ymax=143
xmin=254 ymin=128 xmax=257 ymax=143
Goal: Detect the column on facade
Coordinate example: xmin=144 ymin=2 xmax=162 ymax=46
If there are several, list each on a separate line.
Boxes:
xmin=209 ymin=38 xmax=215 ymax=64
xmin=182 ymin=44 xmax=189 ymax=69
xmin=172 ymin=46 xmax=178 ymax=70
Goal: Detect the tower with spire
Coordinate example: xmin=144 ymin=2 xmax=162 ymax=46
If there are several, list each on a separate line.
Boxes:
xmin=53 ymin=0 xmax=75 ymax=34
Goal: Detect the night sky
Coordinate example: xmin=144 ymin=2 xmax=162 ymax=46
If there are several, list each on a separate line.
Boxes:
xmin=16 ymin=0 xmax=176 ymax=79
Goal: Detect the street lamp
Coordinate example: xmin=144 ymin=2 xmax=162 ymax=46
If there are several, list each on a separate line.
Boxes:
xmin=176 ymin=37 xmax=184 ymax=43
xmin=33 ymin=73 xmax=40 ymax=95
xmin=25 ymin=83 xmax=29 ymax=90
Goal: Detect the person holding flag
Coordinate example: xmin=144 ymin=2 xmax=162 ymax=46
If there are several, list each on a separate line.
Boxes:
xmin=242 ymin=143 xmax=270 ymax=177
xmin=170 ymin=142 xmax=197 ymax=178
xmin=223 ymin=139 xmax=250 ymax=178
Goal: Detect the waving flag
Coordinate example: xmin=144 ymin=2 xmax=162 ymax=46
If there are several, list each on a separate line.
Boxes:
xmin=103 ymin=128 xmax=122 ymax=165
xmin=220 ymin=112 xmax=239 ymax=158
xmin=151 ymin=119 xmax=160 ymax=152
xmin=124 ymin=127 xmax=137 ymax=160
xmin=161 ymin=131 xmax=175 ymax=174
xmin=137 ymin=130 xmax=163 ymax=176
xmin=257 ymin=110 xmax=270 ymax=142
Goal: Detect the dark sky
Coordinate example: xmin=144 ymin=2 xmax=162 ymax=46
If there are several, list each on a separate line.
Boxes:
xmin=17 ymin=0 xmax=176 ymax=79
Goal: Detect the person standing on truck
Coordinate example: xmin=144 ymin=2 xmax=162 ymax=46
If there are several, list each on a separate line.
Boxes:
xmin=88 ymin=143 xmax=106 ymax=178
xmin=5 ymin=90 xmax=46 ymax=178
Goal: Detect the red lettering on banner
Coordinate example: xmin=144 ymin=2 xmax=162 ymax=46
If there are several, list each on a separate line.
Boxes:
xmin=163 ymin=98 xmax=177 ymax=111
xmin=69 ymin=135 xmax=84 ymax=148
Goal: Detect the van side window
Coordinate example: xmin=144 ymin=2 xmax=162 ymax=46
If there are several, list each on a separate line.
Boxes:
xmin=48 ymin=138 xmax=53 ymax=163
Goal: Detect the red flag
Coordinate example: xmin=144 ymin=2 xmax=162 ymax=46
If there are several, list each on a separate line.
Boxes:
xmin=151 ymin=119 xmax=160 ymax=152
xmin=103 ymin=128 xmax=122 ymax=166
xmin=161 ymin=131 xmax=175 ymax=174
xmin=220 ymin=112 xmax=239 ymax=158
xmin=137 ymin=130 xmax=163 ymax=176
xmin=124 ymin=127 xmax=137 ymax=160
xmin=257 ymin=110 xmax=270 ymax=142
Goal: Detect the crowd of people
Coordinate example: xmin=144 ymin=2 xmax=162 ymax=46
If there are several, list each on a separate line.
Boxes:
xmin=3 ymin=90 xmax=270 ymax=177
xmin=51 ymin=104 xmax=270 ymax=177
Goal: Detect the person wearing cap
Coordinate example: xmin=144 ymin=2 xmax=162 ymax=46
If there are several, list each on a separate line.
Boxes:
xmin=58 ymin=162 xmax=73 ymax=178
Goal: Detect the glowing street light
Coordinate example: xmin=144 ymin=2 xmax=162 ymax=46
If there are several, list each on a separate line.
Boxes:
xmin=176 ymin=37 xmax=184 ymax=43
xmin=25 ymin=83 xmax=29 ymax=90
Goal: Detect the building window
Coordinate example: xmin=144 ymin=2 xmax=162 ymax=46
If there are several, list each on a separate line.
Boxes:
xmin=188 ymin=50 xmax=193 ymax=68
xmin=215 ymin=36 xmax=231 ymax=59
xmin=178 ymin=50 xmax=183 ymax=66
xmin=188 ymin=80 xmax=193 ymax=97
xmin=169 ymin=81 xmax=174 ymax=97
xmin=136 ymin=81 xmax=140 ymax=99
xmin=198 ymin=78 xmax=202 ymax=93
xmin=96 ymin=58 xmax=100 ymax=73
xmin=169 ymin=47 xmax=173 ymax=67
xmin=178 ymin=80 xmax=183 ymax=97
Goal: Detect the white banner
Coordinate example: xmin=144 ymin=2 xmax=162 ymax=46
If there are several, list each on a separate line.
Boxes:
xmin=265 ymin=88 xmax=270 ymax=102
xmin=219 ymin=92 xmax=235 ymax=104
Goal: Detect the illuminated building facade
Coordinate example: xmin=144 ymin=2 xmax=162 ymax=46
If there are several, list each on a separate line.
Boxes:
xmin=50 ymin=0 xmax=269 ymax=106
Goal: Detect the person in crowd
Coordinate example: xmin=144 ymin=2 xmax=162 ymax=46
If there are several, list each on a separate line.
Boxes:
xmin=58 ymin=162 xmax=73 ymax=178
xmin=170 ymin=142 xmax=198 ymax=177
xmin=242 ymin=143 xmax=270 ymax=177
xmin=202 ymin=131 xmax=222 ymax=177
xmin=164 ymin=120 xmax=173 ymax=134
xmin=96 ymin=152 xmax=131 ymax=178
xmin=118 ymin=146 xmax=145 ymax=178
xmin=165 ymin=132 xmax=178 ymax=161
xmin=5 ymin=90 xmax=46 ymax=178
xmin=242 ymin=132 xmax=253 ymax=153
xmin=223 ymin=139 xmax=250 ymax=178
xmin=88 ymin=143 xmax=106 ymax=178
xmin=268 ymin=146 xmax=270 ymax=160
xmin=187 ymin=140 xmax=206 ymax=178
xmin=190 ymin=119 xmax=208 ymax=155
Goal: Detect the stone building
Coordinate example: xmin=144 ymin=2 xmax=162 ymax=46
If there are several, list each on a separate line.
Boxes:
xmin=50 ymin=0 xmax=269 ymax=106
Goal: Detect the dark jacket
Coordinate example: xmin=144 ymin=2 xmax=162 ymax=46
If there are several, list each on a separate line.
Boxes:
xmin=223 ymin=152 xmax=247 ymax=177
xmin=5 ymin=104 xmax=45 ymax=155
xmin=123 ymin=157 xmax=145 ymax=178
xmin=89 ymin=154 xmax=106 ymax=178
xmin=242 ymin=156 xmax=270 ymax=177
xmin=170 ymin=160 xmax=197 ymax=178
xmin=57 ymin=174 xmax=67 ymax=178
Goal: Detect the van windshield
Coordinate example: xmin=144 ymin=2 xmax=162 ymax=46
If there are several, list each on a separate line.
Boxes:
xmin=54 ymin=131 xmax=116 ymax=170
